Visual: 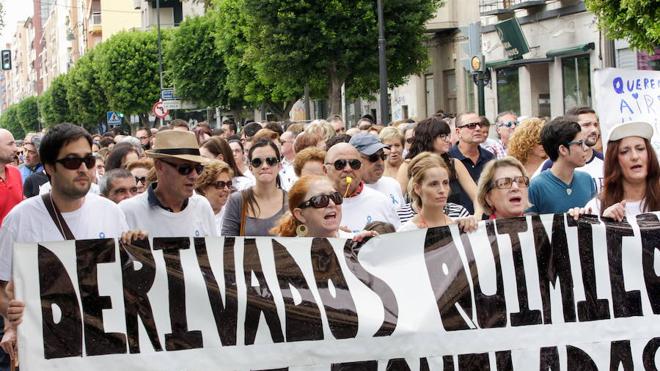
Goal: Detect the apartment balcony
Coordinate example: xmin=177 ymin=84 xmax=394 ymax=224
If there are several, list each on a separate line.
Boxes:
xmin=480 ymin=0 xmax=545 ymax=16
xmin=425 ymin=1 xmax=458 ymax=33
xmin=89 ymin=12 xmax=102 ymax=34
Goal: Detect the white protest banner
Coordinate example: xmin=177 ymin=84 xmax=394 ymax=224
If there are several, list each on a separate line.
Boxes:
xmin=593 ymin=67 xmax=660 ymax=154
xmin=13 ymin=213 xmax=660 ymax=370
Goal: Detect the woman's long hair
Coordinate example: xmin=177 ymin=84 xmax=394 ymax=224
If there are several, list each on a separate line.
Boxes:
xmin=600 ymin=138 xmax=660 ymax=213
xmin=242 ymin=139 xmax=282 ymax=216
xmin=405 ymin=116 xmax=455 ymax=179
xmin=202 ymin=137 xmax=244 ymax=177
xmin=271 ymin=175 xmax=327 ymax=237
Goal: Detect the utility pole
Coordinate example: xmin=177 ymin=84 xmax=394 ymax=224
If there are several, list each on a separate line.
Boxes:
xmin=376 ymin=0 xmax=389 ymax=125
xmin=156 ymin=0 xmax=164 ymax=127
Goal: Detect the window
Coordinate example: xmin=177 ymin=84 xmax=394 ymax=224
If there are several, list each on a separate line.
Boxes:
xmin=496 ymin=67 xmax=520 ymax=114
xmin=562 ymin=55 xmax=591 ymax=109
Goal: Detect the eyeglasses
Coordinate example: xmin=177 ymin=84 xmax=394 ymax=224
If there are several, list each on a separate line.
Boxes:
xmin=436 ymin=134 xmax=450 ymax=141
xmin=135 ymin=176 xmax=147 ymax=184
xmin=458 ymin=122 xmax=482 ymax=130
xmin=498 ymin=121 xmax=517 ymax=129
xmin=298 ymin=191 xmax=343 ymax=209
xmin=566 ymin=140 xmax=589 ymax=150
xmin=55 ymin=154 xmax=96 ymax=170
xmin=160 ymin=159 xmax=205 ymax=175
xmin=212 ymin=180 xmax=232 ymax=189
xmin=490 ymin=176 xmax=529 ymax=190
xmin=366 ymin=151 xmax=387 ymax=163
xmin=406 ymin=137 xmax=415 ymax=144
xmin=250 ymin=156 xmax=279 ymax=168
xmin=327 ymin=159 xmax=362 ymax=171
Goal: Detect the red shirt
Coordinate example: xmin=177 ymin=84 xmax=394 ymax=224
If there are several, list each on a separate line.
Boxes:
xmin=0 ymin=165 xmax=23 ymax=226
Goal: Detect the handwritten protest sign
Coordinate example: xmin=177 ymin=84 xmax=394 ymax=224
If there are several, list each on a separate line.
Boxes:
xmin=12 ymin=213 xmax=660 ymax=370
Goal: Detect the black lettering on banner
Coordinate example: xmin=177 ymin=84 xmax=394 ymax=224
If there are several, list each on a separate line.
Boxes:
xmin=566 ymin=345 xmax=598 ymax=370
xmin=420 ymin=358 xmax=430 ymax=371
xmin=194 ymin=237 xmax=237 ymax=346
xmin=272 ymin=240 xmax=323 ymax=342
xmin=251 ymin=368 xmax=288 ymax=371
xmin=458 ymin=353 xmax=490 ymax=370
xmin=532 ymin=215 xmax=576 ymax=324
xmin=496 ymin=217 xmax=542 ymax=326
xmin=153 ymin=237 xmax=203 ymax=351
xmin=424 ymin=226 xmax=474 ymax=331
xmin=642 ymin=337 xmax=659 ymax=370
xmin=539 ymin=346 xmax=559 ymax=371
xmin=443 ymin=355 xmax=455 ymax=371
xmin=385 ymin=358 xmax=410 ymax=370
xmin=38 ymin=244 xmax=83 ymax=359
xmin=310 ymin=238 xmax=358 ymax=339
xmin=243 ymin=238 xmax=284 ymax=345
xmin=609 ymin=340 xmax=634 ymax=371
xmin=330 ymin=360 xmax=378 ymax=370
xmin=345 ymin=241 xmax=398 ymax=337
xmin=637 ymin=213 xmax=660 ymax=314
xmin=463 ymin=221 xmax=507 ymax=329
xmin=569 ymin=215 xmax=611 ymax=321
xmin=120 ymin=239 xmax=163 ymax=353
xmin=496 ymin=351 xmax=513 ymax=371
xmin=603 ymin=219 xmax=642 ymax=318
xmin=75 ymin=239 xmax=127 ymax=355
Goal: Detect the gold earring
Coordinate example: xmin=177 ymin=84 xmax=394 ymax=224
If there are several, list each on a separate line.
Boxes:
xmin=296 ymin=224 xmax=308 ymax=237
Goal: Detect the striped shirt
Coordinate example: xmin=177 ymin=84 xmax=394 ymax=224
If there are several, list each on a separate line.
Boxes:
xmin=396 ymin=202 xmax=470 ymax=224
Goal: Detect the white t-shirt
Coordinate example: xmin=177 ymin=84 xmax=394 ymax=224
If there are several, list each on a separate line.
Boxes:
xmin=233 ymin=172 xmax=255 ymax=191
xmin=120 ymin=192 xmax=218 ymax=238
xmin=341 ymin=186 xmax=401 ymax=233
xmin=397 ymin=219 xmax=420 ymax=232
xmin=585 ymin=197 xmax=645 ymax=218
xmin=0 ymin=193 xmax=129 ymax=281
xmin=39 ymin=181 xmax=100 ymax=195
xmin=279 ymin=160 xmax=298 ymax=192
xmin=366 ymin=176 xmax=405 ymax=210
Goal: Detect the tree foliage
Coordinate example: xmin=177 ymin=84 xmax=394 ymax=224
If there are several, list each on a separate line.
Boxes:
xmin=16 ymin=96 xmax=40 ymax=133
xmin=0 ymin=105 xmax=24 ymax=140
xmin=586 ymin=0 xmax=659 ymax=53
xmin=66 ymin=49 xmax=108 ymax=132
xmin=40 ymin=75 xmax=72 ymax=127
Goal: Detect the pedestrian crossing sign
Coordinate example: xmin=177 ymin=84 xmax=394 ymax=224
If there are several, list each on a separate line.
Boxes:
xmin=107 ymin=111 xmax=122 ymax=125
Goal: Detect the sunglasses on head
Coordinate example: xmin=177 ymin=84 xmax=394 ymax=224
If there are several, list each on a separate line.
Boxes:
xmin=212 ymin=180 xmax=233 ymax=190
xmin=55 ymin=154 xmax=96 ymax=170
xmin=160 ymin=159 xmax=205 ymax=175
xmin=328 ymin=159 xmax=362 ymax=171
xmin=366 ymin=151 xmax=387 ymax=163
xmin=298 ymin=191 xmax=343 ymax=209
xmin=458 ymin=122 xmax=482 ymax=130
xmin=135 ymin=176 xmax=147 ymax=184
xmin=250 ymin=157 xmax=279 ymax=168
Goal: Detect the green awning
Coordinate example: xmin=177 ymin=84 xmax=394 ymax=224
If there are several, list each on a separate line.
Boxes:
xmin=485 ymin=57 xmax=552 ymax=70
xmin=485 ymin=59 xmax=509 ymax=69
xmin=546 ymin=42 xmax=595 ymax=58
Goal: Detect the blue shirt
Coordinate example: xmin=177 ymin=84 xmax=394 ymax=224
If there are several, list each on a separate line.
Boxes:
xmin=527 ymin=170 xmax=596 ymax=214
xmin=449 ymin=145 xmax=495 ymax=182
xmin=18 ymin=163 xmax=43 ymax=184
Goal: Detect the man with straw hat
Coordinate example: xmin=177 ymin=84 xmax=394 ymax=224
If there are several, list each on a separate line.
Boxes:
xmin=120 ymin=130 xmax=217 ymax=237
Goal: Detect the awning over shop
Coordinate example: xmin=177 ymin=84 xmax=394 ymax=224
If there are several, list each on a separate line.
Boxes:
xmin=546 ymin=42 xmax=595 ymax=58
xmin=485 ymin=57 xmax=553 ymax=69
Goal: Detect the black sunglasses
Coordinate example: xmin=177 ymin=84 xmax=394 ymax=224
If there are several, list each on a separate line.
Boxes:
xmin=135 ymin=176 xmax=147 ymax=184
xmin=458 ymin=122 xmax=482 ymax=130
xmin=250 ymin=156 xmax=279 ymax=168
xmin=298 ymin=191 xmax=343 ymax=209
xmin=367 ymin=151 xmax=387 ymax=163
xmin=55 ymin=154 xmax=96 ymax=170
xmin=212 ymin=180 xmax=233 ymax=190
xmin=160 ymin=159 xmax=204 ymax=175
xmin=328 ymin=159 xmax=362 ymax=171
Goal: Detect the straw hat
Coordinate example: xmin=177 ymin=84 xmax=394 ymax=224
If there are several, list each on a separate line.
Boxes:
xmin=145 ymin=130 xmax=207 ymax=164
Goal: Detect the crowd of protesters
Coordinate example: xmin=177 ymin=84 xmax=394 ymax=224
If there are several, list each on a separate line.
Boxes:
xmin=0 ymin=107 xmax=658 ymax=367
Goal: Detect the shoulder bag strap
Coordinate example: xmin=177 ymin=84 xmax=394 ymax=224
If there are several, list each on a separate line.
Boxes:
xmin=41 ymin=193 xmax=76 ymax=240
xmin=239 ymin=191 xmax=247 ymax=237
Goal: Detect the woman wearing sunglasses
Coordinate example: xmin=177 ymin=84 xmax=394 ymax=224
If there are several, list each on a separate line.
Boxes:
xmin=222 ymin=139 xmax=287 ymax=236
xmin=126 ymin=158 xmax=153 ymax=194
xmin=476 ymin=157 xmax=530 ymax=220
xmin=194 ymin=160 xmax=234 ymax=235
xmin=202 ymin=137 xmax=253 ymax=191
xmin=396 ymin=116 xmax=482 ymax=216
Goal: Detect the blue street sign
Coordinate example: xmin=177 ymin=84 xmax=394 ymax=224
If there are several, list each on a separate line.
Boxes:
xmin=107 ymin=111 xmax=122 ymax=126
xmin=161 ymin=88 xmax=177 ymax=100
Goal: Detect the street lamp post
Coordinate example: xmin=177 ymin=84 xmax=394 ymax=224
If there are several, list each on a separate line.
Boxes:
xmin=156 ymin=0 xmax=164 ymax=126
xmin=376 ymin=0 xmax=389 ymax=125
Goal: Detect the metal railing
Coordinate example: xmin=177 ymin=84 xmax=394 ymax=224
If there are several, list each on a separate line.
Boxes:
xmin=480 ymin=0 xmax=545 ymax=14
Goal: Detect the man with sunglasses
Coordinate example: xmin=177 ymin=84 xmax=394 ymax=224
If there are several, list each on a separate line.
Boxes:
xmin=494 ymin=111 xmax=518 ymax=153
xmin=449 ymin=112 xmax=495 ymax=183
xmin=527 ymin=117 xmax=596 ymax=214
xmin=119 ymin=130 xmax=217 ymax=238
xmin=324 ymin=143 xmax=400 ymax=233
xmin=349 ymin=134 xmax=404 ymax=209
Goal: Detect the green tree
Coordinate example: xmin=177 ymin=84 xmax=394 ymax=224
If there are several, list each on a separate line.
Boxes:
xmin=66 ymin=48 xmax=108 ymax=132
xmin=0 ymin=105 xmax=25 ymax=140
xmin=40 ymin=74 xmax=72 ymax=127
xmin=586 ymin=0 xmax=659 ymax=52
xmin=236 ymin=0 xmax=440 ymax=116
xmin=96 ymin=30 xmax=163 ymax=125
xmin=16 ymin=96 xmax=40 ymax=133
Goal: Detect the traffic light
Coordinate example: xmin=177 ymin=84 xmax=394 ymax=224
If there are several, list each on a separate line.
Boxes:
xmin=1 ymin=50 xmax=11 ymax=70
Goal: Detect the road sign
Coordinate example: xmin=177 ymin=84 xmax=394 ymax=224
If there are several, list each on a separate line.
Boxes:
xmin=495 ymin=18 xmax=529 ymax=60
xmin=152 ymin=101 xmax=169 ymax=119
xmin=107 ymin=111 xmax=122 ymax=125
xmin=161 ymin=88 xmax=178 ymax=101
xmin=162 ymin=100 xmax=181 ymax=110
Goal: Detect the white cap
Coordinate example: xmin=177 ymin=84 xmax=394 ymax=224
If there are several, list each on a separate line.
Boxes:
xmin=608 ymin=121 xmax=654 ymax=142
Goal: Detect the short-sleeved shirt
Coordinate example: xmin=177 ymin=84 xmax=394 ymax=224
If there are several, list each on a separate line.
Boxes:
xmin=539 ymin=150 xmax=604 ymax=193
xmin=527 ymin=170 xmax=597 ymax=214
xmin=449 ymin=144 xmax=495 ymax=182
xmin=0 ymin=165 xmax=23 ymax=226
xmin=221 ymin=189 xmax=288 ymax=237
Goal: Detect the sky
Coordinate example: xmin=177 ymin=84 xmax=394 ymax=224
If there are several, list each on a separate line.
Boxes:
xmin=1 ymin=0 xmax=34 ymax=47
